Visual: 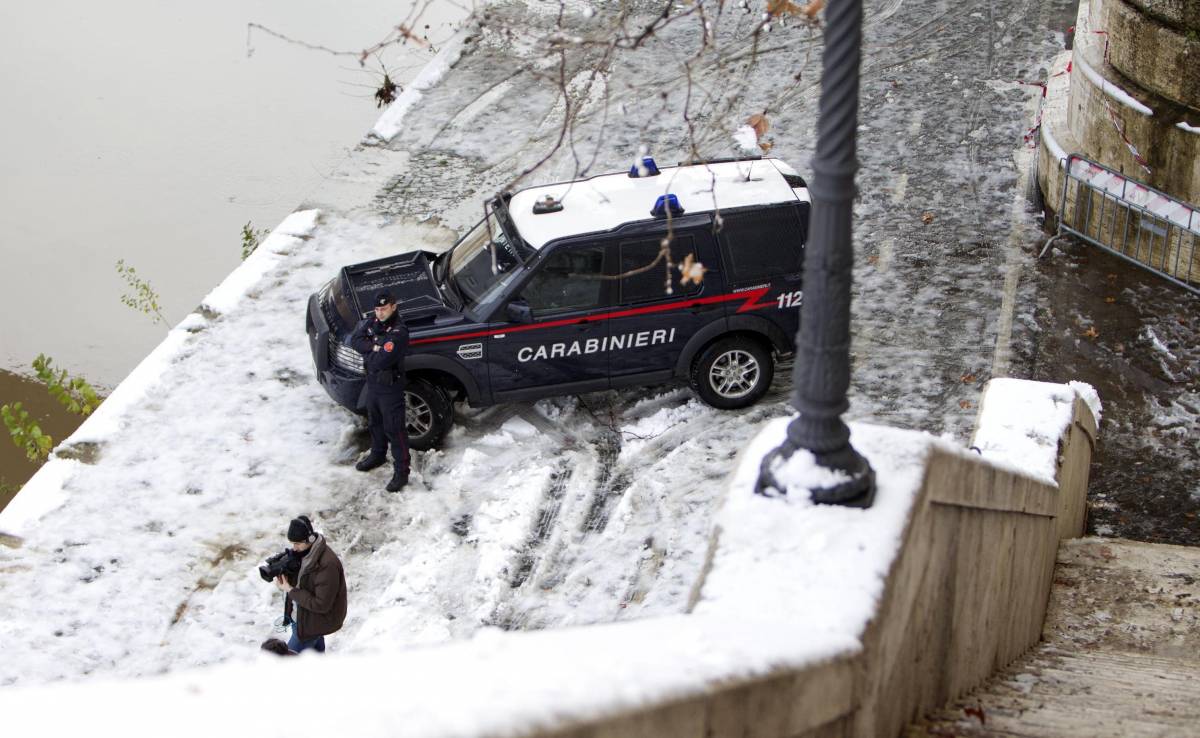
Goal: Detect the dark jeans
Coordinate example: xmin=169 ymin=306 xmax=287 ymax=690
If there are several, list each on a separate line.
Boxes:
xmin=288 ymin=623 xmax=326 ymax=654
xmin=365 ymin=387 xmax=410 ymax=474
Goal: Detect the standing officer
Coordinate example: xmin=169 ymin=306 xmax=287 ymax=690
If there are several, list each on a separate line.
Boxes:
xmin=350 ymin=291 xmax=410 ymax=492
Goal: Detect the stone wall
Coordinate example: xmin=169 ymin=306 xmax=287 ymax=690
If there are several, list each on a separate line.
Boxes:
xmin=1038 ymin=0 xmax=1199 ymax=285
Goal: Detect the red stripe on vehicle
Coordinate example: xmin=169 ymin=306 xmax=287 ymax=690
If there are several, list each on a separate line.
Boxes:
xmin=409 ymin=287 xmax=772 ymax=346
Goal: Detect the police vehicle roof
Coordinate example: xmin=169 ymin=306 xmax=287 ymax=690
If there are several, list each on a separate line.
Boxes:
xmin=508 ymin=158 xmax=809 ymax=250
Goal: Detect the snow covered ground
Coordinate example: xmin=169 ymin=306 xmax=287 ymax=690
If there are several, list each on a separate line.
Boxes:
xmin=0 ymin=0 xmax=1105 ymax=691
xmin=0 ymin=198 xmax=803 ymax=684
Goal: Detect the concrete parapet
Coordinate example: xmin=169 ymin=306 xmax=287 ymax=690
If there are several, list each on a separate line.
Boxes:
xmin=1098 ymin=0 xmax=1200 ymax=111
xmin=854 ymin=390 xmax=1098 ymax=738
xmin=1053 ymin=398 xmax=1098 ymax=539
xmin=1037 ymin=52 xmax=1076 ymax=214
xmin=546 ymin=658 xmax=859 ymax=738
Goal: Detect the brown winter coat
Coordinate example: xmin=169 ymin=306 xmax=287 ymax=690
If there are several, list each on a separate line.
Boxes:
xmin=286 ymin=536 xmax=347 ymax=641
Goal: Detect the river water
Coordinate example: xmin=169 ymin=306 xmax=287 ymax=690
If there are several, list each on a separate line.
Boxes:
xmin=0 ymin=0 xmax=467 ymax=498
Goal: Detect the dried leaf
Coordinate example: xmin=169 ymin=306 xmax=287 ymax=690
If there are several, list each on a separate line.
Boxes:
xmin=867 ymin=254 xmax=879 ymax=266
xmin=1082 ymin=326 xmax=1099 ymax=338
xmin=959 ymin=399 xmax=972 ymax=409
xmin=1106 ymin=273 xmax=1118 ymax=282
xmin=768 ymin=0 xmax=824 ymax=18
xmin=960 ymin=372 xmax=976 ymax=384
xmin=766 ymin=0 xmax=801 ymax=16
xmin=964 ymin=705 xmax=986 ymax=725
xmin=921 ymin=211 xmax=935 ymax=224
xmin=1104 ymin=296 xmax=1116 ymax=303
xmin=758 ymin=140 xmax=774 ymax=153
xmin=746 ymin=113 xmax=769 ymax=138
xmin=677 ymin=253 xmax=707 ymax=286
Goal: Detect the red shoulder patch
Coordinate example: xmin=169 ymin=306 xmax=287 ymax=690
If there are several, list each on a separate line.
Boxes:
xmin=383 ymin=341 xmax=394 ymax=353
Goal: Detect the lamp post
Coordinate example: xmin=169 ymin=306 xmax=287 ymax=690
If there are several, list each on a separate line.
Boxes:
xmin=755 ymin=0 xmax=875 ymax=507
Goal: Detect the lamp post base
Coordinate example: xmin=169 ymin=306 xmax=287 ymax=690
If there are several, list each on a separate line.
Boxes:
xmin=808 ymin=445 xmax=876 ymax=508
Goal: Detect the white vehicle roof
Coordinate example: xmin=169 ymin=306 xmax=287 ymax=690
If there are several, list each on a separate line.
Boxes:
xmin=508 ymin=158 xmax=809 ymax=250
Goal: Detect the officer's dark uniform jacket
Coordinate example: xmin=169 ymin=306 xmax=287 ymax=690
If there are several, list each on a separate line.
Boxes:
xmin=350 ymin=311 xmax=411 ymax=474
xmin=350 ymin=312 xmax=409 ymax=393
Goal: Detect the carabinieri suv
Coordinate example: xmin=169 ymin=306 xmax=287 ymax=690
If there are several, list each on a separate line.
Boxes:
xmin=306 ymin=156 xmax=811 ymax=449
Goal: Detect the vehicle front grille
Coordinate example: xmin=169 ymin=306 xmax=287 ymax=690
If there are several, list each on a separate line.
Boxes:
xmin=329 ymin=336 xmax=364 ymax=375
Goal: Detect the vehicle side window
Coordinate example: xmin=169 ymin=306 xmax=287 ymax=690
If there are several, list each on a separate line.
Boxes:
xmin=619 ymin=235 xmax=700 ymax=304
xmin=522 ymin=245 xmax=607 ymax=316
xmin=719 ymin=207 xmax=805 ymax=282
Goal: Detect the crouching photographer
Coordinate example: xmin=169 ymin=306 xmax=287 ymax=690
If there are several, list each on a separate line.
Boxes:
xmin=264 ymin=515 xmax=347 ymax=654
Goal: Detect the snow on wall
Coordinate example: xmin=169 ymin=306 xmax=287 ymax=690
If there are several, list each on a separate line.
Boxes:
xmin=370 ymin=33 xmax=469 ymax=143
xmin=693 ymin=420 xmax=937 ymax=653
xmin=1042 ymin=118 xmax=1069 ymax=167
xmin=971 ymin=378 xmax=1100 ymax=486
xmin=200 ymin=209 xmax=320 ymax=316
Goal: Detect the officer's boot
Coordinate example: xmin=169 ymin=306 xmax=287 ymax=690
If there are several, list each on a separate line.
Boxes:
xmin=355 ymin=453 xmax=387 ymax=472
xmin=386 ymin=469 xmax=408 ymax=493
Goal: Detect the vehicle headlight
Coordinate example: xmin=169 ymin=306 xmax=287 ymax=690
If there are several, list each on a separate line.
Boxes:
xmin=329 ymin=337 xmax=364 ymax=374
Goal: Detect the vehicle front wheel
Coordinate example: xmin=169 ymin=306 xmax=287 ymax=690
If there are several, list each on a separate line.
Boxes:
xmin=405 ymin=379 xmax=454 ymax=450
xmin=690 ymin=337 xmax=774 ymax=409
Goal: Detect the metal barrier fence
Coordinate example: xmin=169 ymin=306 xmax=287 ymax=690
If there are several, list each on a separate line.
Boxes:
xmin=1041 ymin=154 xmax=1200 ymax=296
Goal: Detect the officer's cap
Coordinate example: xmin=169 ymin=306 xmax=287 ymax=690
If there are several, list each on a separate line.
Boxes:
xmin=374 ymin=291 xmax=396 ymax=307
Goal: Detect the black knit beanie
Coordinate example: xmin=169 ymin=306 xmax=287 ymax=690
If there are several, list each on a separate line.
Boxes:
xmin=287 ymin=516 xmax=313 ymax=543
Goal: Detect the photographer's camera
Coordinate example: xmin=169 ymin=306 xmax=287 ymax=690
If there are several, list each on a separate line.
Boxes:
xmin=258 ymin=549 xmax=301 ymax=582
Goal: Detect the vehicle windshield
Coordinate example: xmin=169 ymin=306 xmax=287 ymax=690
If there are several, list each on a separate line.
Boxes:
xmin=448 ymin=210 xmax=529 ymax=314
xmin=330 ymin=276 xmax=361 ymax=325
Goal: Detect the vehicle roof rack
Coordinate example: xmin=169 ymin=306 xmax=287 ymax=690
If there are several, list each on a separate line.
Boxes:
xmin=675 ymin=155 xmax=764 ymax=166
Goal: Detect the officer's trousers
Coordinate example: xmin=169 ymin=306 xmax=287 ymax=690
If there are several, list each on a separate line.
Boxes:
xmin=365 ymin=388 xmax=410 ymax=475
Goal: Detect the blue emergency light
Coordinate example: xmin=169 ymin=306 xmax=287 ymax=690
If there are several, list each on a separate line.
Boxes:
xmin=629 ymin=156 xmax=660 ymax=178
xmin=651 ymin=194 xmax=684 ymax=218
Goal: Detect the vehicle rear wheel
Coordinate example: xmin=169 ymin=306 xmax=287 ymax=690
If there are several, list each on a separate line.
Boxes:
xmin=690 ymin=336 xmax=773 ymax=409
xmin=405 ymin=379 xmax=453 ymax=450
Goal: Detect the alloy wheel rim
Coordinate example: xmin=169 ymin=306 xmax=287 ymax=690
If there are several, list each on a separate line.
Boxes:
xmin=406 ymin=392 xmax=434 ymax=436
xmin=709 ymin=349 xmax=760 ymax=399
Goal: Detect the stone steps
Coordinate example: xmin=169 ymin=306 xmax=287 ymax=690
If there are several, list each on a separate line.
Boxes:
xmin=908 ymin=538 xmax=1200 ymax=737
xmin=910 ymin=646 xmax=1200 ymax=737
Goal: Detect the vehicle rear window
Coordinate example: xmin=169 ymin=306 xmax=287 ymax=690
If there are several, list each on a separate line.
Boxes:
xmin=619 ymin=234 xmax=701 ymax=304
xmin=719 ymin=207 xmax=805 ymax=282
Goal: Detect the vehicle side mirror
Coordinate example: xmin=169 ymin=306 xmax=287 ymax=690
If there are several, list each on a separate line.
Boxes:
xmin=506 ymin=299 xmax=533 ymax=324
